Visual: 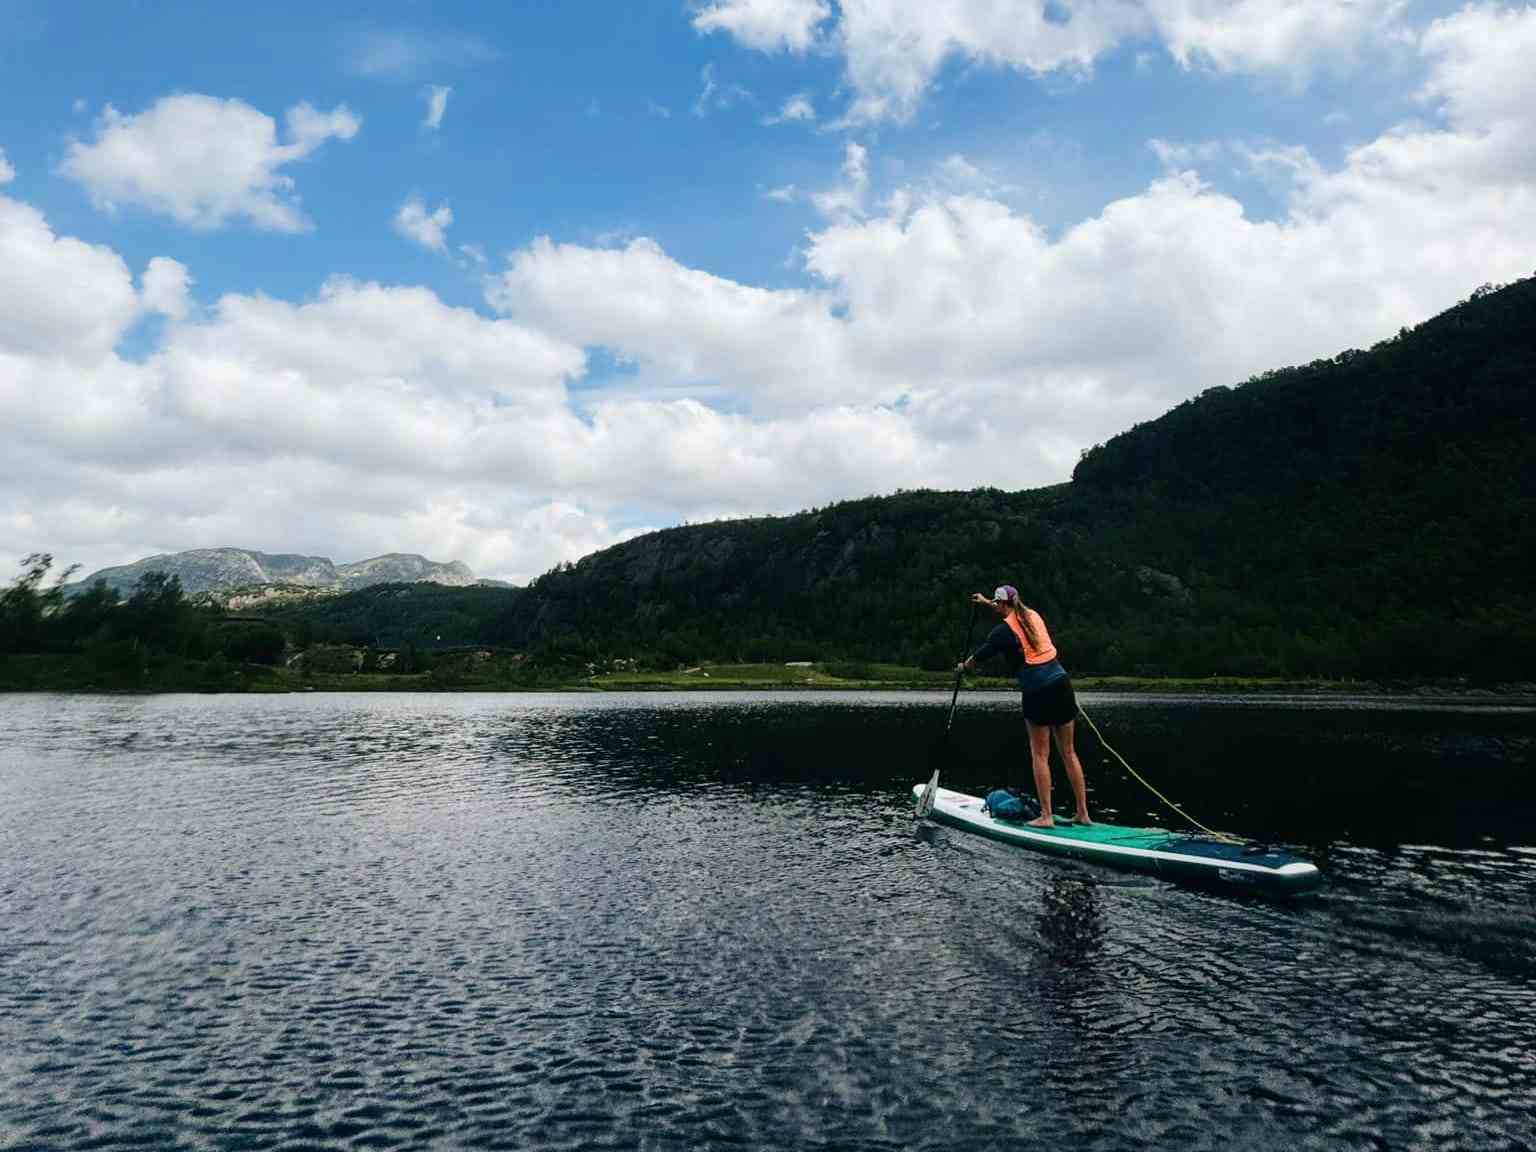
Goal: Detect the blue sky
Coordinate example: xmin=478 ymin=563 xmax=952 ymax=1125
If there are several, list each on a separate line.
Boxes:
xmin=4 ymin=1 xmax=1442 ymax=298
xmin=7 ymin=1 xmax=842 ymax=303
xmin=3 ymin=1 xmax=1533 ymax=581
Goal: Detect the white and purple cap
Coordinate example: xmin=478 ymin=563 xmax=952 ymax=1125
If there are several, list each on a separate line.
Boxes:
xmin=991 ymin=584 xmax=1018 ymax=604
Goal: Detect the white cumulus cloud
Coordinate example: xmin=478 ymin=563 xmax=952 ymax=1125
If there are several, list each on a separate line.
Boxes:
xmin=1419 ymin=2 xmax=1536 ymax=132
xmin=693 ymin=0 xmax=831 ymax=52
xmin=140 ymin=257 xmax=192 ymax=320
xmin=706 ymin=0 xmax=1409 ymax=122
xmin=0 ymin=193 xmax=141 ymax=362
xmin=488 ymin=235 xmax=857 ymax=415
xmin=0 ymin=242 xmax=603 ymax=580
xmin=60 ymin=94 xmax=360 ymax=231
xmin=393 ymin=196 xmax=454 ymax=252
xmin=763 ymin=92 xmax=817 ymax=125
xmin=811 ymin=141 xmax=870 ymax=219
xmin=1151 ymin=0 xmax=1408 ymax=75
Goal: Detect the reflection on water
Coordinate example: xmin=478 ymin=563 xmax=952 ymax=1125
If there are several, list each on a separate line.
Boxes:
xmin=0 ymin=690 xmax=1533 ymax=1150
xmin=1037 ymin=873 xmax=1107 ymax=972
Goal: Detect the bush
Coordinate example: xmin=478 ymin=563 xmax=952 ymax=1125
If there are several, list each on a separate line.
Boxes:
xmin=917 ymin=645 xmax=958 ymax=672
xmin=300 ymin=645 xmax=364 ymax=674
xmin=822 ymin=661 xmax=877 ymax=681
xmin=217 ymin=622 xmax=287 ymax=665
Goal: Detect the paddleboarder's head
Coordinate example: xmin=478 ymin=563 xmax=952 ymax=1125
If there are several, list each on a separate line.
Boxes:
xmin=982 ymin=584 xmax=1016 ymax=618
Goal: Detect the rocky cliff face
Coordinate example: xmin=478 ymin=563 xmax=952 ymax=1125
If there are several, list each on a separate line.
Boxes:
xmin=69 ymin=548 xmax=477 ymax=597
xmin=337 ymin=554 xmax=477 ymax=589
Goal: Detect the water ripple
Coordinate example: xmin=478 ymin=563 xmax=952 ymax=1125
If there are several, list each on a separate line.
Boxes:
xmin=1 ymin=691 xmax=1533 ymax=1150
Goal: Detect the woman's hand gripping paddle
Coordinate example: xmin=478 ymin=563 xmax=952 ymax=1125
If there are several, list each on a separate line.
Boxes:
xmin=917 ymin=602 xmax=980 ymax=820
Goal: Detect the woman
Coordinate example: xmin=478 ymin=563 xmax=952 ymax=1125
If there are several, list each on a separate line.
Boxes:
xmin=957 ymin=585 xmax=1091 ymax=827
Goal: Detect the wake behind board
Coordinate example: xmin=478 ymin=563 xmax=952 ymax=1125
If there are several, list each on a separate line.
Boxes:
xmin=913 ymin=783 xmax=1322 ymax=897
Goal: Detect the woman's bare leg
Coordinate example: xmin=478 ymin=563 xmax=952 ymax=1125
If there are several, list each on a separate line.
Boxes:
xmin=1026 ymin=721 xmax=1055 ymax=827
xmin=1053 ymin=720 xmax=1092 ymax=824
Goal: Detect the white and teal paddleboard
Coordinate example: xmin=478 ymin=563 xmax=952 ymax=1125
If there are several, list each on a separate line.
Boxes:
xmin=913 ymin=783 xmax=1323 ymax=897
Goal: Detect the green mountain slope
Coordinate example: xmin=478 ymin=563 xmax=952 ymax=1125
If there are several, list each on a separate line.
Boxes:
xmin=1063 ymin=276 xmax=1534 ymax=676
xmin=245 ymin=276 xmax=1533 ymax=682
xmin=257 ymin=583 xmax=525 ymax=651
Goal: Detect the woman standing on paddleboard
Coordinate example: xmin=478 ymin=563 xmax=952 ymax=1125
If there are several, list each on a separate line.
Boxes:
xmin=957 ymin=585 xmax=1091 ymax=828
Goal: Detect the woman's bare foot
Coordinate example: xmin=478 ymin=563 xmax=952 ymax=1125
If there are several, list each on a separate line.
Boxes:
xmin=1075 ymin=812 xmax=1093 ymax=825
xmin=1026 ymin=815 xmax=1055 ymax=828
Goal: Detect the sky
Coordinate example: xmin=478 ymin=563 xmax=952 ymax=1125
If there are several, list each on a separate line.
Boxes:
xmin=3 ymin=1 xmax=1534 ymax=584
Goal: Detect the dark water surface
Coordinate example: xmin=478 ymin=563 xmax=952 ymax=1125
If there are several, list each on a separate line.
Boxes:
xmin=2 ymin=691 xmax=1533 ymax=1151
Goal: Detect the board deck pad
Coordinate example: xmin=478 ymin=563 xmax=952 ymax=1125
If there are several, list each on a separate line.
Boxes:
xmin=913 ymin=784 xmax=1322 ymax=896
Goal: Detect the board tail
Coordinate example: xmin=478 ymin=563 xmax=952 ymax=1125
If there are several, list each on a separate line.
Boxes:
xmin=916 ymin=768 xmax=940 ymax=819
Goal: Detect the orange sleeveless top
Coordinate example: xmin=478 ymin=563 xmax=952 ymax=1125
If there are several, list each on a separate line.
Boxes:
xmin=1003 ymin=608 xmax=1057 ymax=665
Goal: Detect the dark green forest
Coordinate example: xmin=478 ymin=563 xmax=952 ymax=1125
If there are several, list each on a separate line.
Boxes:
xmin=5 ymin=274 xmax=1533 ymax=687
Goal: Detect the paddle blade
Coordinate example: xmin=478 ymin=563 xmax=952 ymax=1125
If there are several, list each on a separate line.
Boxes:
xmin=917 ymin=768 xmax=940 ymax=819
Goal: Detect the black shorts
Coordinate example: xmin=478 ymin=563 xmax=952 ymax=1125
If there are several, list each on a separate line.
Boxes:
xmin=1021 ymin=675 xmax=1077 ymax=727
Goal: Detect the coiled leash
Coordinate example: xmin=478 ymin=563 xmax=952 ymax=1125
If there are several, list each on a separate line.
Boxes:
xmin=1076 ymin=703 xmax=1244 ymax=845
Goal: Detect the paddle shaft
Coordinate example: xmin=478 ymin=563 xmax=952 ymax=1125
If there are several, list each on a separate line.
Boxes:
xmin=919 ymin=602 xmax=982 ymax=819
xmin=943 ymin=603 xmax=980 ymax=737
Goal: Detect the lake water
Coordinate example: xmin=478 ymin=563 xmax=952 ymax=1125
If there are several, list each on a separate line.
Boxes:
xmin=2 ymin=691 xmax=1533 ymax=1150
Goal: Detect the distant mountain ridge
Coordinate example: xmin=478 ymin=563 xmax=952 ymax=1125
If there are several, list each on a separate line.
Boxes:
xmin=68 ymin=548 xmax=480 ymax=598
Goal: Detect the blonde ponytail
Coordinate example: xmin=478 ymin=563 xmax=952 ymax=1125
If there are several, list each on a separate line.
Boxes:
xmin=1009 ymin=598 xmax=1044 ymax=650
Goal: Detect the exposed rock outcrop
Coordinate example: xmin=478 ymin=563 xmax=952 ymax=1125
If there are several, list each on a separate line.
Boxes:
xmin=67 ymin=547 xmax=477 ymax=598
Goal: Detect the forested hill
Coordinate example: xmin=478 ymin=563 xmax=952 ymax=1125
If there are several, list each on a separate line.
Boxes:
xmin=280 ymin=275 xmax=1534 ymax=681
xmin=485 ymin=276 xmax=1536 ymax=678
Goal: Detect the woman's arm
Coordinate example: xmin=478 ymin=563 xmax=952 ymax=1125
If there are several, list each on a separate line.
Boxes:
xmin=958 ymin=622 xmax=1016 ymax=671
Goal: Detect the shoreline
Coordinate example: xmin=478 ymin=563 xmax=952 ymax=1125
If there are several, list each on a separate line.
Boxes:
xmin=1 ymin=654 xmax=1531 ymax=702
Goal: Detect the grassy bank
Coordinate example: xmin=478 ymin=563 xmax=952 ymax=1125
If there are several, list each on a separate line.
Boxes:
xmin=0 ymin=652 xmax=285 ymax=693
xmin=4 ymin=652 xmax=1527 ymax=698
xmin=0 ymin=654 xmax=959 ymax=693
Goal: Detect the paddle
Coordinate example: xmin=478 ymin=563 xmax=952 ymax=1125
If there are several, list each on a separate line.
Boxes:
xmin=917 ymin=601 xmax=980 ymax=820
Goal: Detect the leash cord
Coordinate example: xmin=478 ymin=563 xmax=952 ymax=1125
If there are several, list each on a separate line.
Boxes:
xmin=1076 ymin=703 xmax=1243 ymax=844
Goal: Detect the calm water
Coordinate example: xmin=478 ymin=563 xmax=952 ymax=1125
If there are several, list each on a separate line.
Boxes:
xmin=1 ymin=691 xmax=1533 ymax=1151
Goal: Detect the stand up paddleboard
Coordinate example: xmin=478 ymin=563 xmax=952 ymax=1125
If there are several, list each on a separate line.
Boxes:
xmin=913 ymin=783 xmax=1323 ymax=897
